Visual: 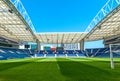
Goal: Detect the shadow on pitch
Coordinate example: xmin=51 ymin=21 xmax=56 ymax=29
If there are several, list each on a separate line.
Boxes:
xmin=56 ymin=58 xmax=111 ymax=81
xmin=0 ymin=58 xmax=45 ymax=72
xmin=0 ymin=62 xmax=31 ymax=72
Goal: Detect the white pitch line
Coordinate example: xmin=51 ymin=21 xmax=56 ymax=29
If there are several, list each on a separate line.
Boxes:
xmin=57 ymin=63 xmax=60 ymax=70
xmin=55 ymin=58 xmax=60 ymax=70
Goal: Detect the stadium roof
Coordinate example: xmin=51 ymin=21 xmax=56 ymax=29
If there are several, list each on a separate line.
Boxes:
xmin=85 ymin=5 xmax=120 ymax=41
xmin=36 ymin=32 xmax=87 ymax=44
xmin=0 ymin=0 xmax=120 ymax=44
xmin=0 ymin=0 xmax=36 ymax=42
xmin=0 ymin=0 xmax=88 ymax=44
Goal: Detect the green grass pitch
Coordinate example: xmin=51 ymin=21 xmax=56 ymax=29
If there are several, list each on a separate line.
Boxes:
xmin=0 ymin=58 xmax=120 ymax=81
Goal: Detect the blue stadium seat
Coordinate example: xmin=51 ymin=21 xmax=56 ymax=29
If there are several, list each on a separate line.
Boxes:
xmin=85 ymin=47 xmax=120 ymax=58
xmin=0 ymin=47 xmax=30 ymax=60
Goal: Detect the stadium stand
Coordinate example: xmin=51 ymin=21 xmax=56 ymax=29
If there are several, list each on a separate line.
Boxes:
xmin=85 ymin=46 xmax=120 ymax=58
xmin=0 ymin=47 xmax=30 ymax=60
xmin=0 ymin=43 xmax=119 ymax=59
xmin=34 ymin=50 xmax=86 ymax=58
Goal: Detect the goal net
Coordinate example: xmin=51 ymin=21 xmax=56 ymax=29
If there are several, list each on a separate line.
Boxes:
xmin=109 ymin=44 xmax=120 ymax=69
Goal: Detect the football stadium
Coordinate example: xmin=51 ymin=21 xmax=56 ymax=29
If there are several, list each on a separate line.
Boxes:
xmin=0 ymin=0 xmax=120 ymax=81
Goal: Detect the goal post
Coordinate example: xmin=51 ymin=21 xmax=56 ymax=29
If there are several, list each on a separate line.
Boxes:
xmin=109 ymin=44 xmax=120 ymax=69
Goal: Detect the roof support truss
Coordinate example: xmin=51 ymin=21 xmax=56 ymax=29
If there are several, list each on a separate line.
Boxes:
xmin=85 ymin=0 xmax=120 ymax=32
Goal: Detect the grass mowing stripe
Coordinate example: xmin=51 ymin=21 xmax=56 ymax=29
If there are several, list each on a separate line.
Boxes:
xmin=66 ymin=58 xmax=111 ymax=69
xmin=0 ymin=58 xmax=67 ymax=81
xmin=56 ymin=58 xmax=120 ymax=81
xmin=0 ymin=58 xmax=120 ymax=81
xmin=66 ymin=57 xmax=91 ymax=61
xmin=0 ymin=58 xmax=34 ymax=63
xmin=0 ymin=58 xmax=46 ymax=72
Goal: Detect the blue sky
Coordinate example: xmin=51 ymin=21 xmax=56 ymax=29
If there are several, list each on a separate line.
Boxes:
xmin=20 ymin=0 xmax=107 ymax=48
xmin=21 ymin=0 xmax=107 ymax=32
